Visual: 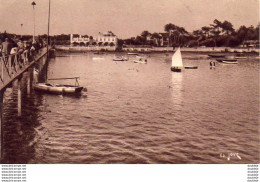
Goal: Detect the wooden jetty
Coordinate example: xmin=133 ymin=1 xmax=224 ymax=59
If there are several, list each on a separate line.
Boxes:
xmin=0 ymin=47 xmax=51 ymax=161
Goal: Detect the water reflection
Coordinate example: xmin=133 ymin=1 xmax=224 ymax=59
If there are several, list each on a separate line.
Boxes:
xmin=2 ymin=52 xmax=259 ymax=164
xmin=171 ymin=72 xmax=183 ymax=108
xmin=3 ymin=86 xmax=43 ymax=164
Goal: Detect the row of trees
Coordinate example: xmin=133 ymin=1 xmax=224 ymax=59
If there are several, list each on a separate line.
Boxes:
xmin=121 ymin=19 xmax=259 ymax=47
xmin=1 ymin=19 xmax=258 ymax=48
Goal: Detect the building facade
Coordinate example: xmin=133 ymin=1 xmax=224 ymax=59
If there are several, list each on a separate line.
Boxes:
xmin=70 ymin=31 xmax=117 ymax=47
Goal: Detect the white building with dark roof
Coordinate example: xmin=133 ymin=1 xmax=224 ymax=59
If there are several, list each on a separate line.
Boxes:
xmin=70 ymin=31 xmax=117 ymax=47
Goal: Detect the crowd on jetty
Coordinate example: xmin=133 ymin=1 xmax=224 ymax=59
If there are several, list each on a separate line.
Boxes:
xmin=0 ymin=35 xmax=49 ymax=81
xmin=0 ymin=36 xmax=45 ymax=60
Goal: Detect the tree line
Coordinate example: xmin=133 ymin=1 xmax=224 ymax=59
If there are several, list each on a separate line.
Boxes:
xmin=120 ymin=19 xmax=259 ymax=48
xmin=1 ymin=19 xmax=259 ymax=48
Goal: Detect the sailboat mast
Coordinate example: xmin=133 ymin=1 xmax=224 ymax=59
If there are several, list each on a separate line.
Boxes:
xmin=46 ymin=0 xmax=51 ymax=81
xmin=47 ymin=0 xmax=51 ymax=48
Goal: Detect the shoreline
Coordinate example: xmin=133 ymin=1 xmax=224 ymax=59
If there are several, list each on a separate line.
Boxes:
xmin=55 ymin=45 xmax=259 ymax=54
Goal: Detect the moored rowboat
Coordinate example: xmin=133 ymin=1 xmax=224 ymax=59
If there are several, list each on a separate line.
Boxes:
xmin=222 ymin=61 xmax=238 ymax=64
xmin=184 ymin=66 xmax=198 ymax=69
xmin=113 ymin=56 xmax=128 ymax=61
xmin=216 ymin=58 xmax=237 ymax=62
xmin=208 ymin=54 xmax=226 ymax=58
xmin=34 ymin=83 xmax=84 ymax=94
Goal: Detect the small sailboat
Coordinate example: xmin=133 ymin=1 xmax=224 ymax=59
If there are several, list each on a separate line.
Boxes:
xmin=171 ymin=47 xmax=183 ymax=72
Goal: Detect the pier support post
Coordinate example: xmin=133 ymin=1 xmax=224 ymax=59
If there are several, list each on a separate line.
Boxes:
xmin=18 ymin=78 xmax=22 ymax=116
xmin=0 ymin=90 xmax=4 ymax=161
xmin=27 ymin=68 xmax=32 ymax=95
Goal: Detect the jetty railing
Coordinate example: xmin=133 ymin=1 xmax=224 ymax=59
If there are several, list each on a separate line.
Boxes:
xmin=0 ymin=47 xmax=47 ymax=91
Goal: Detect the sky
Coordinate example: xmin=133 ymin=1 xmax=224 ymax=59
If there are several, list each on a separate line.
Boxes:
xmin=0 ymin=0 xmax=259 ymax=38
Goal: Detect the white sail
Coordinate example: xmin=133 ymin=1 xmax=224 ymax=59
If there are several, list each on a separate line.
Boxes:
xmin=171 ymin=47 xmax=183 ymax=68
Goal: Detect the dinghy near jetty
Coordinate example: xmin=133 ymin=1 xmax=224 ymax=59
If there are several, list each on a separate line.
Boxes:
xmin=34 ymin=77 xmax=85 ymax=95
xmin=34 ymin=83 xmax=84 ymax=94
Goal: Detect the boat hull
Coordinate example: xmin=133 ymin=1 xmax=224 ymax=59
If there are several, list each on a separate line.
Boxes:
xmin=113 ymin=58 xmax=128 ymax=61
xmin=127 ymin=53 xmax=138 ymax=55
xmin=134 ymin=60 xmax=147 ymax=64
xmin=184 ymin=66 xmax=198 ymax=69
xmin=34 ymin=83 xmax=84 ymax=95
xmin=216 ymin=58 xmax=237 ymax=62
xmin=113 ymin=59 xmax=124 ymax=61
xmin=235 ymin=57 xmax=247 ymax=59
xmin=222 ymin=61 xmax=238 ymax=64
xmin=171 ymin=67 xmax=182 ymax=72
xmin=92 ymin=57 xmax=104 ymax=60
xmin=208 ymin=54 xmax=226 ymax=58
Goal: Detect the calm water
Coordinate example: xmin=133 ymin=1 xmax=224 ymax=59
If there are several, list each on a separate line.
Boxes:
xmin=2 ymin=52 xmax=259 ymax=164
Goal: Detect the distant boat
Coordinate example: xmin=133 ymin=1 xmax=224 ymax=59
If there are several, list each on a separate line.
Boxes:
xmin=222 ymin=61 xmax=238 ymax=64
xmin=184 ymin=66 xmax=198 ymax=69
xmin=93 ymin=51 xmax=105 ymax=54
xmin=235 ymin=53 xmax=247 ymax=59
xmin=171 ymin=47 xmax=183 ymax=72
xmin=134 ymin=57 xmax=147 ymax=64
xmin=127 ymin=52 xmax=138 ymax=55
xmin=93 ymin=57 xmax=105 ymax=60
xmin=34 ymin=83 xmax=83 ymax=94
xmin=113 ymin=56 xmax=128 ymax=61
xmin=208 ymin=54 xmax=226 ymax=58
xmin=216 ymin=58 xmax=237 ymax=63
xmin=136 ymin=55 xmax=146 ymax=59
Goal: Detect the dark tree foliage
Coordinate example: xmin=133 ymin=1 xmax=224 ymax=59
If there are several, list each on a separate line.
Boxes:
xmin=1 ymin=19 xmax=258 ymax=48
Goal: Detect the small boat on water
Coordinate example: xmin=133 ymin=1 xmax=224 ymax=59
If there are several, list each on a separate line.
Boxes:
xmin=113 ymin=56 xmax=128 ymax=61
xmin=222 ymin=61 xmax=238 ymax=64
xmin=216 ymin=58 xmax=237 ymax=63
xmin=184 ymin=66 xmax=198 ymax=69
xmin=235 ymin=53 xmax=247 ymax=59
xmin=93 ymin=57 xmax=105 ymax=60
xmin=136 ymin=55 xmax=146 ymax=59
xmin=171 ymin=47 xmax=183 ymax=72
xmin=34 ymin=83 xmax=84 ymax=94
xmin=127 ymin=52 xmax=139 ymax=55
xmin=208 ymin=54 xmax=226 ymax=58
xmin=93 ymin=51 xmax=105 ymax=54
xmin=134 ymin=58 xmax=147 ymax=64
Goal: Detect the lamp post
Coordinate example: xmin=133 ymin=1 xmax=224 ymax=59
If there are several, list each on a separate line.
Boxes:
xmin=20 ymin=24 xmax=23 ymax=38
xmin=31 ymin=1 xmax=36 ymax=42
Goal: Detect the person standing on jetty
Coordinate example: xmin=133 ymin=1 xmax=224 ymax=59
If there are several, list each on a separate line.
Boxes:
xmin=17 ymin=38 xmax=25 ymax=63
xmin=17 ymin=38 xmax=24 ymax=53
xmin=1 ymin=38 xmax=12 ymax=58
